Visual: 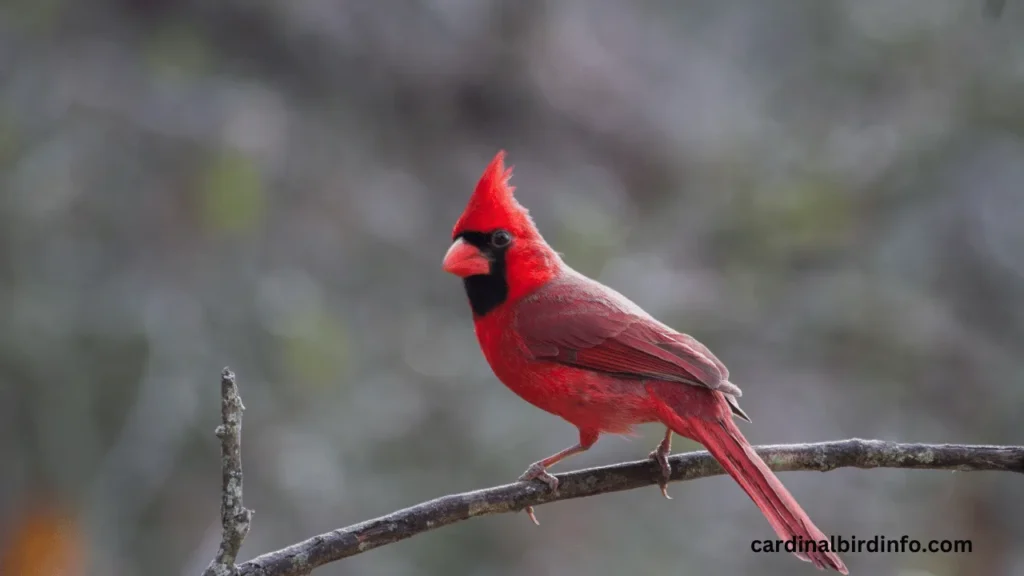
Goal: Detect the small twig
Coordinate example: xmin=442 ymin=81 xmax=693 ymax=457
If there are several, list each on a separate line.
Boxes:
xmin=203 ymin=368 xmax=253 ymax=576
xmin=234 ymin=438 xmax=1023 ymax=576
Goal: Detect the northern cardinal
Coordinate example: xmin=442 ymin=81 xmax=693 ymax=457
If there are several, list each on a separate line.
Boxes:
xmin=442 ymin=151 xmax=847 ymax=574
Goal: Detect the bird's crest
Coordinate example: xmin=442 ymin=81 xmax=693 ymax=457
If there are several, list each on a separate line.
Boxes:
xmin=452 ymin=151 xmax=539 ymax=239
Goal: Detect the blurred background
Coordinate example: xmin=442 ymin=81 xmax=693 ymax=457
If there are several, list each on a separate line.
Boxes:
xmin=1 ymin=0 xmax=1023 ymax=575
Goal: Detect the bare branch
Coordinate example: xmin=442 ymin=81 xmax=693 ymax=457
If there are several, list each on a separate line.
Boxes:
xmin=203 ymin=368 xmax=253 ymax=576
xmin=234 ymin=438 xmax=1023 ymax=576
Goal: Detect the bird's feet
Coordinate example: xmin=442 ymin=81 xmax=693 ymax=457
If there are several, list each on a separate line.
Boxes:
xmin=519 ymin=462 xmax=559 ymax=525
xmin=648 ymin=444 xmax=672 ymax=500
xmin=519 ymin=461 xmax=560 ymax=492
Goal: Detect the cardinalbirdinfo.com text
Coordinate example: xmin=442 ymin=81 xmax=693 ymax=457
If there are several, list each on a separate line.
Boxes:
xmin=752 ymin=535 xmax=973 ymax=555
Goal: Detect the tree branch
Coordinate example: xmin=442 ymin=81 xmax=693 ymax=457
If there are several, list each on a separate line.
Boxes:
xmin=202 ymin=369 xmax=1024 ymax=576
xmin=203 ymin=368 xmax=253 ymax=576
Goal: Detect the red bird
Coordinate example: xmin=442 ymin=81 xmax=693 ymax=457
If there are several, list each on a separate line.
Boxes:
xmin=442 ymin=151 xmax=847 ymax=574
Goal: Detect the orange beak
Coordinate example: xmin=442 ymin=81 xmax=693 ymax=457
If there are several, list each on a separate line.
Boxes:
xmin=442 ymin=238 xmax=491 ymax=277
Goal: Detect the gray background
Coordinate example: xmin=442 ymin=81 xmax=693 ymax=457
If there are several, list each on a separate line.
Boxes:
xmin=1 ymin=1 xmax=1022 ymax=575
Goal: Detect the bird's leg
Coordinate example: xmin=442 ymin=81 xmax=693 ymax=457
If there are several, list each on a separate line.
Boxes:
xmin=518 ymin=445 xmax=585 ymax=491
xmin=648 ymin=428 xmax=673 ymax=499
xmin=521 ymin=429 xmax=599 ymax=525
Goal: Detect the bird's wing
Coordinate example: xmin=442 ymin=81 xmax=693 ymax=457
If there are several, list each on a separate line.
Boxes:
xmin=514 ymin=274 xmax=740 ymax=398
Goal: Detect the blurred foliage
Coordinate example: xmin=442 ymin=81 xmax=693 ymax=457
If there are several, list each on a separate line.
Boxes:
xmin=0 ymin=503 xmax=84 ymax=576
xmin=198 ymin=150 xmax=264 ymax=234
xmin=1 ymin=1 xmax=1023 ymax=575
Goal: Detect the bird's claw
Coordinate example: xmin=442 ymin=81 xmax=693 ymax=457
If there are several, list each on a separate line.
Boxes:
xmin=525 ymin=505 xmax=540 ymax=525
xmin=519 ymin=463 xmax=559 ymax=526
xmin=648 ymin=447 xmax=672 ymax=499
xmin=519 ymin=462 xmax=559 ymax=492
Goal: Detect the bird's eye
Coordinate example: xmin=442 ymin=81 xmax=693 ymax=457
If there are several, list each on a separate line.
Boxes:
xmin=491 ymin=230 xmax=512 ymax=248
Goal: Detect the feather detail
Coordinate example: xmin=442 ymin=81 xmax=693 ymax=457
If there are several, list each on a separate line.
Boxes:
xmin=452 ymin=151 xmax=539 ymax=240
xmin=514 ymin=268 xmax=741 ymax=399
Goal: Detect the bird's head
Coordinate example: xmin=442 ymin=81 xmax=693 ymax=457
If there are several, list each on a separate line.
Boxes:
xmin=443 ymin=151 xmax=560 ymax=316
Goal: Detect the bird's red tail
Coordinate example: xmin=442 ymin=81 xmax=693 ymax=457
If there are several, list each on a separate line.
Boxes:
xmin=655 ymin=393 xmax=848 ymax=574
